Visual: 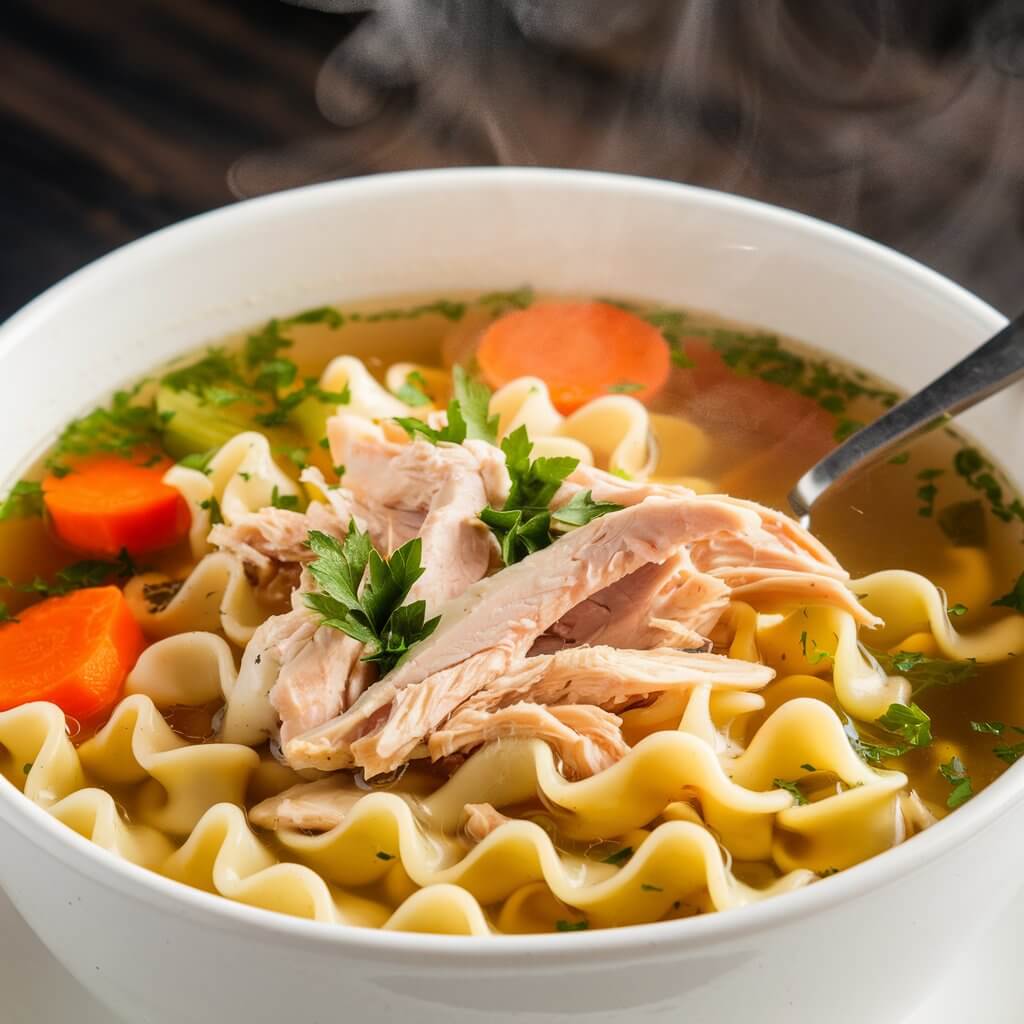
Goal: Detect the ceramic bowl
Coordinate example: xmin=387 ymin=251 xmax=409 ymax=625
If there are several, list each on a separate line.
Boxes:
xmin=0 ymin=169 xmax=1020 ymax=1024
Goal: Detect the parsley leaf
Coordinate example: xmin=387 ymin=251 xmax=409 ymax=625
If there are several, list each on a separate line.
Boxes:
xmin=608 ymin=381 xmax=643 ymax=394
xmin=971 ymin=721 xmax=1008 ymax=735
xmin=938 ymin=756 xmax=973 ymax=808
xmin=869 ymin=648 xmax=977 ymax=698
xmin=876 ymin=702 xmax=932 ymax=747
xmin=479 ymin=506 xmax=552 ymax=565
xmin=0 ymin=602 xmax=18 ymax=624
xmin=179 ymin=448 xmax=218 ymax=473
xmin=199 ymin=496 xmax=224 ymax=525
xmin=601 ymin=846 xmax=633 ymax=866
xmin=0 ymin=480 xmax=44 ymax=520
xmin=772 ymin=778 xmax=808 ymax=805
xmin=849 ymin=735 xmax=910 ymax=766
xmin=554 ymin=919 xmax=589 ymax=932
xmin=993 ymin=742 xmax=1024 ymax=765
xmin=937 ymin=500 xmax=987 ymax=547
xmin=948 ymin=603 xmax=968 ymax=617
xmin=479 ymin=428 xmax=580 ymax=565
xmin=304 ymin=526 xmax=440 ymax=676
xmin=452 ymin=366 xmax=498 ymax=445
xmin=551 ymin=490 xmax=624 ymax=528
xmin=270 ymin=487 xmax=300 ymax=511
xmin=2 ymin=549 xmax=136 ymax=599
xmin=395 ymin=371 xmax=432 ymax=408
xmin=993 ymin=572 xmax=1024 ymax=613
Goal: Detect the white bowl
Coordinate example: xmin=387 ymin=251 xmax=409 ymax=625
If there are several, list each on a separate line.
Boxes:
xmin=0 ymin=169 xmax=1020 ymax=1024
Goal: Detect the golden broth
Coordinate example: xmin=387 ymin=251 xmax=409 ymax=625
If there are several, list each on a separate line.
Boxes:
xmin=3 ymin=289 xmax=1023 ymax=923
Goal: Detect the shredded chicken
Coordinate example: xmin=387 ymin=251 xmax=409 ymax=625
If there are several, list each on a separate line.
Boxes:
xmin=248 ymin=778 xmax=364 ymax=832
xmin=461 ymin=802 xmax=514 ymax=843
xmin=427 ymin=702 xmax=628 ymax=779
xmin=285 ymin=496 xmax=759 ymax=773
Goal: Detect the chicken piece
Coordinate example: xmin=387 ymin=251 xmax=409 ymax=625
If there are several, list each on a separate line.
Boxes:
xmin=286 ymin=496 xmax=760 ymax=774
xmin=248 ymin=777 xmax=365 ymax=832
xmin=553 ymin=463 xmax=687 ymax=508
xmin=427 ymin=702 xmax=628 ymax=779
xmin=461 ymin=802 xmax=514 ymax=842
xmin=456 ymin=646 xmax=775 ymax=715
xmin=209 ymin=502 xmax=348 ymax=574
xmin=535 ymin=551 xmax=730 ymax=654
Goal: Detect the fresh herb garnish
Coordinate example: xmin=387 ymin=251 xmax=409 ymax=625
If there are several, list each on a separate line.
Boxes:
xmin=876 ymin=702 xmax=932 ymax=747
xmin=800 ymin=764 xmax=817 ymax=773
xmin=772 ymin=778 xmax=808 ymax=806
xmin=479 ymin=427 xmax=581 ymax=565
xmin=993 ymin=572 xmax=1024 ymax=613
xmin=971 ymin=721 xmax=1009 ymax=735
xmin=318 ymin=436 xmax=331 ymax=450
xmin=869 ymin=648 xmax=977 ymax=698
xmin=916 ymin=468 xmax=944 ymax=518
xmin=601 ymin=846 xmax=633 ymax=866
xmin=304 ymin=526 xmax=440 ymax=676
xmin=554 ymin=919 xmax=589 ymax=932
xmin=953 ymin=447 xmax=1024 ymax=527
xmin=640 ymin=883 xmax=663 ymax=892
xmin=284 ymin=305 xmax=344 ymax=328
xmin=551 ymin=490 xmax=624 ymax=528
xmin=993 ymin=742 xmax=1024 ymax=765
xmin=0 ymin=480 xmax=44 ymax=520
xmin=938 ymin=756 xmax=973 ymax=808
xmin=395 ymin=366 xmax=494 ymax=446
xmin=179 ymin=448 xmax=218 ymax=474
xmin=22 ymin=763 xmax=33 ymax=775
xmin=375 ymin=851 xmax=395 ymax=861
xmin=1 ymin=549 xmax=135 ymax=599
xmin=948 ymin=603 xmax=968 ymax=617
xmin=253 ymin=378 xmax=350 ymax=429
xmin=477 ymin=287 xmax=534 ymax=313
xmin=819 ymin=867 xmax=839 ymax=878
xmin=45 ymin=386 xmax=167 ymax=474
xmin=608 ymin=380 xmax=643 ymax=394
xmin=888 ymin=452 xmax=910 ymax=466
xmin=270 ymin=487 xmax=300 ymax=512
xmin=395 ymin=371 xmax=432 ymax=408
xmin=849 ymin=735 xmax=910 ymax=766
xmin=937 ymin=500 xmax=987 ymax=547
xmin=0 ymin=603 xmax=18 ymax=624
xmin=199 ymin=496 xmax=224 ymax=525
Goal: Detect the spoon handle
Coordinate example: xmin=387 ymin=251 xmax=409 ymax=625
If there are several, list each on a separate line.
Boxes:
xmin=789 ymin=312 xmax=1024 ymax=522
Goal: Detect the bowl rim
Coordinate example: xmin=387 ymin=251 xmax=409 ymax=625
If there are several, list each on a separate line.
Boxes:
xmin=0 ymin=166 xmax=1015 ymax=964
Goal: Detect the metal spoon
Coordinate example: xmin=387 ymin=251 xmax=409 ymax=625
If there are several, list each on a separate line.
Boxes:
xmin=789 ymin=312 xmax=1024 ymax=526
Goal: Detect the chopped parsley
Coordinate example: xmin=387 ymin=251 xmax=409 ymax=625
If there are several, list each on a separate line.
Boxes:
xmin=304 ymin=525 xmax=440 ymax=676
xmin=916 ymin=468 xmax=944 ymax=518
xmin=318 ymin=436 xmax=331 ymax=450
xmin=608 ymin=380 xmax=643 ymax=394
xmin=937 ymin=500 xmax=987 ymax=547
xmin=640 ymin=883 xmax=663 ymax=892
xmin=2 ymin=549 xmax=136 ymax=599
xmin=993 ymin=741 xmax=1024 ymax=765
xmin=395 ymin=366 xmax=497 ymax=446
xmin=551 ymin=490 xmax=624 ymax=528
xmin=284 ymin=305 xmax=344 ymax=328
xmin=554 ymin=919 xmax=589 ymax=932
xmin=849 ymin=735 xmax=910 ymax=766
xmin=44 ymin=386 xmax=170 ymax=474
xmin=22 ymin=762 xmax=33 ymax=775
xmin=938 ymin=756 xmax=973 ymax=808
xmin=819 ymin=867 xmax=839 ymax=878
xmin=0 ymin=480 xmax=44 ymax=520
xmin=199 ymin=496 xmax=224 ymax=525
xmin=479 ymin=427 xmax=585 ymax=565
xmin=395 ymin=371 xmax=432 ymax=407
xmin=772 ymin=778 xmax=808 ymax=806
xmin=971 ymin=721 xmax=1011 ymax=735
xmin=375 ymin=851 xmax=395 ymax=861
xmin=477 ymin=287 xmax=534 ymax=313
xmin=948 ymin=603 xmax=968 ymax=617
xmin=869 ymin=648 xmax=977 ymax=698
xmin=888 ymin=452 xmax=910 ymax=466
xmin=876 ymin=702 xmax=932 ymax=747
xmin=800 ymin=763 xmax=817 ymax=773
xmin=0 ymin=603 xmax=17 ymax=624
xmin=953 ymin=447 xmax=1024 ymax=527
xmin=601 ymin=846 xmax=633 ymax=866
xmin=270 ymin=487 xmax=300 ymax=512
xmin=179 ymin=448 xmax=218 ymax=473
xmin=993 ymin=572 xmax=1024 ymax=613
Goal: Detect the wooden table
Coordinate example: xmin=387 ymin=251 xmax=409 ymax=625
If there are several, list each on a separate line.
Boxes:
xmin=4 ymin=0 xmax=1022 ymax=320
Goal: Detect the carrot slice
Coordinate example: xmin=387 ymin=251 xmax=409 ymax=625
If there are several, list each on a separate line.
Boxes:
xmin=43 ymin=455 xmax=190 ymax=557
xmin=0 ymin=587 xmax=145 ymax=719
xmin=476 ymin=301 xmax=672 ymax=414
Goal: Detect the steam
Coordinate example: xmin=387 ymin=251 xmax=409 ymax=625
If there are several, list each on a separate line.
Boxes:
xmin=230 ymin=0 xmax=1024 ymax=310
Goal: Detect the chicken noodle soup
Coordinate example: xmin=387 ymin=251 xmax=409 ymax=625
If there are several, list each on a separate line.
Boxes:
xmin=1 ymin=290 xmax=1023 ymax=935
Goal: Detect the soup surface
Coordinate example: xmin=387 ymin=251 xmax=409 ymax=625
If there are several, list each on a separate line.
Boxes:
xmin=1 ymin=288 xmax=1022 ymax=935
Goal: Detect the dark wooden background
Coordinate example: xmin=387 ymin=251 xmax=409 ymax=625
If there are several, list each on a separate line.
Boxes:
xmin=4 ymin=0 xmax=1023 ymax=322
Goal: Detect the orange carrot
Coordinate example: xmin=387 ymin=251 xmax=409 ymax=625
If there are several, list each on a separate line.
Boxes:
xmin=43 ymin=455 xmax=190 ymax=557
xmin=476 ymin=301 xmax=672 ymax=414
xmin=0 ymin=587 xmax=146 ymax=719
